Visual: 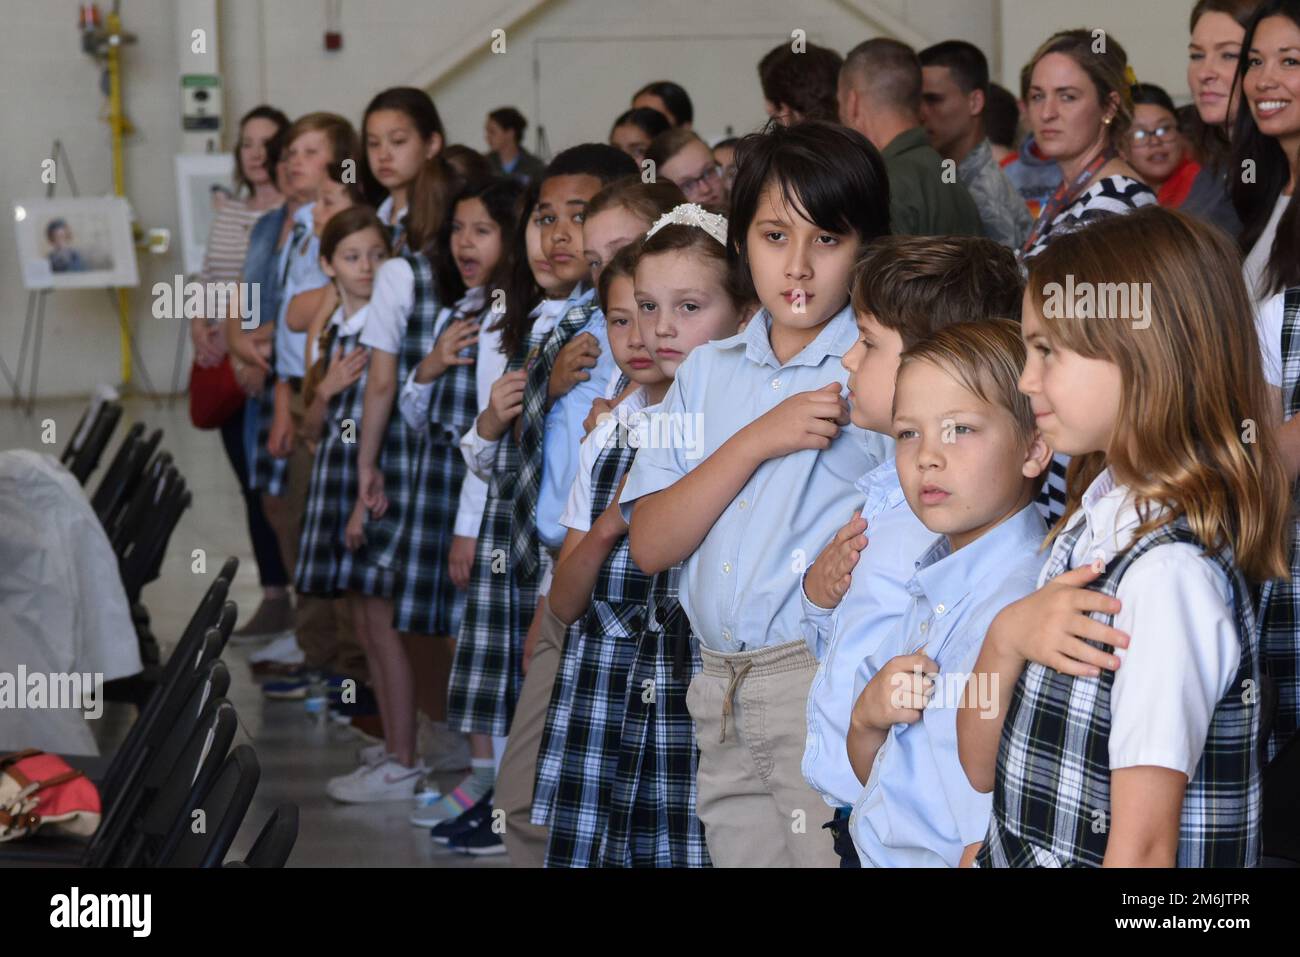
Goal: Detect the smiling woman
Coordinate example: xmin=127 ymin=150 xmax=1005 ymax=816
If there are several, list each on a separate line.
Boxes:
xmin=1232 ymin=0 xmax=1300 ymax=304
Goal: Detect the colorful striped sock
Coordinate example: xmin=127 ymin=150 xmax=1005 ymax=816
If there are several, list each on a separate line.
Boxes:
xmin=422 ymin=760 xmax=494 ymax=823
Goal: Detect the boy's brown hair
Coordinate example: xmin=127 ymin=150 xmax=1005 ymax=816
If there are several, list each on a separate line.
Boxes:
xmin=284 ymin=111 xmax=358 ymax=167
xmin=851 ymin=235 xmax=1023 ymax=348
xmin=896 ymin=318 xmax=1044 ymax=495
xmin=897 ymin=319 xmax=1035 ymax=440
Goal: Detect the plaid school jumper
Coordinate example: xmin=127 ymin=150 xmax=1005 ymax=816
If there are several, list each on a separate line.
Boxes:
xmin=391 ymin=295 xmax=483 ymax=636
xmin=294 ymin=322 xmax=394 ymax=599
xmin=601 ymin=564 xmax=711 ymax=868
xmin=531 ymin=619 xmax=580 ymax=827
xmin=364 ymin=252 xmax=440 ymax=584
xmin=448 ymin=316 xmax=559 ymax=735
xmin=539 ymin=427 xmax=649 ymax=867
xmin=978 ymin=517 xmax=1262 ymax=868
xmin=1257 ymin=286 xmax=1300 ymax=762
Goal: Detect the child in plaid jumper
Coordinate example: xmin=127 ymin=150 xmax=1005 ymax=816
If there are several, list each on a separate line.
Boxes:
xmin=495 ymin=177 xmax=687 ymax=865
xmin=958 ymin=208 xmax=1289 ymax=867
xmin=535 ymin=215 xmax=746 ymax=866
xmin=443 ymin=147 xmax=636 ymax=839
xmin=291 ymin=208 xmax=420 ymax=803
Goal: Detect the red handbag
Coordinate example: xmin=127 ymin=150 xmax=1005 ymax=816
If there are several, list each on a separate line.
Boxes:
xmin=0 ymin=750 xmax=102 ymax=842
xmin=189 ymin=355 xmax=246 ymax=430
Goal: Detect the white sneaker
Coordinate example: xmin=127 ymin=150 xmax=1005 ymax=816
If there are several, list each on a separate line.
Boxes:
xmin=356 ymin=743 xmax=387 ymax=766
xmin=324 ymin=760 xmax=374 ymax=797
xmin=248 ymin=632 xmax=304 ymax=665
xmin=417 ymin=713 xmax=471 ymax=773
xmin=327 ymin=758 xmax=428 ymax=803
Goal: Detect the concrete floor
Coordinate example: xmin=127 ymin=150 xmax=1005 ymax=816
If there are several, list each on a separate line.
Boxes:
xmin=0 ymin=393 xmax=508 ymax=868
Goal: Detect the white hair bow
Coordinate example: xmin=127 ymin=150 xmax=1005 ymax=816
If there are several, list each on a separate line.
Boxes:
xmin=645 ymin=203 xmax=729 ymax=246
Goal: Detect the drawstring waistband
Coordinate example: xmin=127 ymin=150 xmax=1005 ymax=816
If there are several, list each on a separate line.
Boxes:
xmin=720 ymin=659 xmax=754 ymax=743
xmin=699 ymin=639 xmax=817 ymax=744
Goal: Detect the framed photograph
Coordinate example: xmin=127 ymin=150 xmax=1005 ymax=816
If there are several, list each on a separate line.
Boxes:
xmin=175 ymin=153 xmax=237 ymax=276
xmin=12 ymin=195 xmax=139 ymax=290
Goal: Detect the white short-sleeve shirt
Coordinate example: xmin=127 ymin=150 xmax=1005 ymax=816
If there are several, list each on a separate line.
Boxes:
xmin=1049 ymin=467 xmax=1242 ymax=778
xmin=559 ymin=389 xmax=650 ymax=532
xmin=359 ymin=257 xmax=415 ymax=355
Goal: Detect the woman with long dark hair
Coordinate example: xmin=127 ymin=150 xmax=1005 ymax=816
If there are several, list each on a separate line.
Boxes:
xmin=1231 ymin=0 xmax=1300 ymax=779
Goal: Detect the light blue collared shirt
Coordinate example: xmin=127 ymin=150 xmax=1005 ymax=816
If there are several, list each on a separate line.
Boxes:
xmin=273 ymin=202 xmax=327 ymax=378
xmin=619 ymin=304 xmax=893 ymax=653
xmin=801 ymin=458 xmax=935 ymax=809
xmin=848 ymin=503 xmax=1047 ymax=868
xmin=537 ymin=285 xmax=617 ymax=551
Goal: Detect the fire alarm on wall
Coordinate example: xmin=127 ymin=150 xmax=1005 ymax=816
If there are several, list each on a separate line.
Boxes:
xmin=324 ymin=0 xmax=342 ymax=50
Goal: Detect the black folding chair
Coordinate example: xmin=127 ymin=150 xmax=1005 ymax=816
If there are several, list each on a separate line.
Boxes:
xmin=99 ymin=573 xmax=236 ymax=808
xmin=142 ymin=484 xmax=192 ymax=589
xmin=158 ymin=745 xmax=260 ymax=868
xmin=95 ymin=426 xmax=161 ymax=530
xmin=62 ymin=401 xmax=122 ymax=485
xmin=112 ymin=698 xmax=237 ymax=868
xmin=108 ymin=452 xmax=174 ymax=561
xmin=83 ymin=659 xmax=230 ymax=869
xmin=117 ymin=465 xmax=190 ymax=605
xmin=90 ymin=421 xmax=144 ymax=521
xmin=225 ymin=804 xmax=299 ymax=868
xmin=59 ymin=402 xmax=93 ymax=466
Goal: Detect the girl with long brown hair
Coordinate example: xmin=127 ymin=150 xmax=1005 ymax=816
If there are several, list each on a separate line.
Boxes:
xmin=958 ymin=206 xmax=1288 ymax=867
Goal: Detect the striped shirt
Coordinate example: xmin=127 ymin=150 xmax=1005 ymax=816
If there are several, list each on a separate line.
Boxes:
xmin=200 ymin=197 xmax=282 ymax=286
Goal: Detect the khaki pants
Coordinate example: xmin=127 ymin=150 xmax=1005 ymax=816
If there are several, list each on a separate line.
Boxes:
xmin=262 ymin=383 xmax=367 ymax=682
xmin=686 ymin=639 xmax=839 ymax=868
xmin=496 ymin=599 xmax=568 ymax=867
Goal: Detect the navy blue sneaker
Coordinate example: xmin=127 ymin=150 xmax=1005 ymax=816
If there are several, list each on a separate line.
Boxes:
xmin=448 ymin=813 xmax=507 ymax=856
xmin=430 ymin=789 xmax=494 ymax=845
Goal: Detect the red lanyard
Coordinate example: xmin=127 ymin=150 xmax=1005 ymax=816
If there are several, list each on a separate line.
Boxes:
xmin=1022 ymin=149 xmax=1113 ymax=254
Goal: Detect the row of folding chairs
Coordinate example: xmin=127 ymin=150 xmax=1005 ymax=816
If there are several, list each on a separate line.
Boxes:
xmin=59 ymin=400 xmax=195 ymax=705
xmin=1 ymin=560 xmax=299 ymax=868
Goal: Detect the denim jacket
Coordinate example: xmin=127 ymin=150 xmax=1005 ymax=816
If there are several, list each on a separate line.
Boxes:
xmin=241 ymin=205 xmax=289 ymax=330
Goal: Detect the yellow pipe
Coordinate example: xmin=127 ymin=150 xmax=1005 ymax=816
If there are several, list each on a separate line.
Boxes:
xmin=107 ymin=8 xmax=131 ymax=385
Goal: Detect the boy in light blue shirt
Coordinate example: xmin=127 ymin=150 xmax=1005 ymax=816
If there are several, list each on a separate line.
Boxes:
xmin=621 ymin=122 xmax=894 ymax=867
xmin=844 ymin=319 xmax=1051 ymax=867
xmin=798 ymin=236 xmax=1027 ymax=863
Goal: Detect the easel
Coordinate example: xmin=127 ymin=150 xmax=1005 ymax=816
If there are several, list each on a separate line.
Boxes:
xmin=10 ymin=139 xmax=159 ymax=416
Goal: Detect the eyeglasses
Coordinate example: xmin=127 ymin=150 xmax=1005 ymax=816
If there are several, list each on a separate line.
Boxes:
xmin=1128 ymin=125 xmax=1176 ymax=147
xmin=678 ymin=163 xmax=721 ymax=197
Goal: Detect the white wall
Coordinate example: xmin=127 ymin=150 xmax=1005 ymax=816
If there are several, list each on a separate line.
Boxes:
xmin=998 ymin=0 xmax=1196 ymax=104
xmin=3 ymin=0 xmax=1193 ymax=400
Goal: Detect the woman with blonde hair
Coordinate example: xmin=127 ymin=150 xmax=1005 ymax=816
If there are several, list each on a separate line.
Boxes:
xmin=1019 ymin=29 xmax=1156 ymax=263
